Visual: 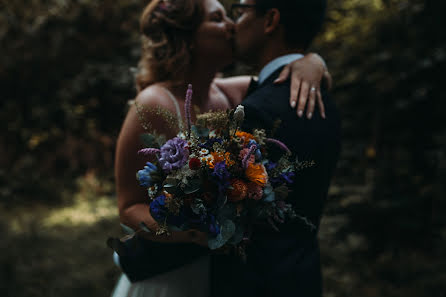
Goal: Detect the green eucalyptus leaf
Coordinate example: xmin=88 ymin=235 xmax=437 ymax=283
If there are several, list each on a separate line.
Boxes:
xmin=164 ymin=186 xmax=179 ymax=195
xmin=140 ymin=134 xmax=159 ymax=148
xmin=228 ymin=224 xmax=244 ymax=245
xmin=191 ymin=125 xmax=210 ymax=138
xmin=208 ymin=233 xmax=225 ymax=250
xmin=220 ymin=220 xmax=236 ymax=242
xmin=184 ymin=179 xmax=201 ymax=194
xmin=139 ymin=222 xmax=152 ymax=233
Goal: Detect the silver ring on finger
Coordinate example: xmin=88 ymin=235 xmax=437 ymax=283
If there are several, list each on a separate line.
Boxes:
xmin=310 ymin=87 xmax=316 ymax=92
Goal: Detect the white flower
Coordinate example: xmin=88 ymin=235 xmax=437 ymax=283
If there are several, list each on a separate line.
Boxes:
xmin=199 ymin=148 xmax=209 ymax=156
xmin=167 ymin=166 xmax=197 ymax=188
xmin=148 ymin=185 xmax=159 ymax=199
xmin=177 ymin=132 xmax=187 ymax=139
xmin=200 ymin=154 xmax=214 ymax=163
xmin=209 ymin=130 xmax=217 ymax=138
xmin=234 ymin=105 xmax=245 ymax=125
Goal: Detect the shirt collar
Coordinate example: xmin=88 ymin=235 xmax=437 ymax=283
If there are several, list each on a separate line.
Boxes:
xmin=257 ymin=53 xmax=304 ymax=85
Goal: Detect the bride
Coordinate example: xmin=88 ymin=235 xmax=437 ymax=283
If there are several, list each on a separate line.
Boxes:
xmin=111 ymin=0 xmax=331 ymax=296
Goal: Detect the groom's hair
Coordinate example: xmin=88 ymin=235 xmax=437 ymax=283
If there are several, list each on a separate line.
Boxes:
xmin=255 ymin=0 xmax=327 ymax=49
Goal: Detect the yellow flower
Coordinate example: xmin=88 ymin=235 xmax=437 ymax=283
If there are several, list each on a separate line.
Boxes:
xmin=245 ymin=163 xmax=267 ymax=186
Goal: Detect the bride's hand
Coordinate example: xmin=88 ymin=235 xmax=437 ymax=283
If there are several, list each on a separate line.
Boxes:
xmin=187 ymin=229 xmax=209 ymax=248
xmin=142 ymin=227 xmax=209 ymax=247
xmin=274 ymin=53 xmax=332 ymax=119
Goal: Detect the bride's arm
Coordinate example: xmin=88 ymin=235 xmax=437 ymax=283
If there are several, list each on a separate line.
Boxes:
xmin=214 ymin=53 xmax=331 ymax=118
xmin=274 ymin=53 xmax=331 ymax=119
xmin=115 ymin=88 xmax=207 ymax=246
xmin=213 ymin=75 xmax=252 ymax=107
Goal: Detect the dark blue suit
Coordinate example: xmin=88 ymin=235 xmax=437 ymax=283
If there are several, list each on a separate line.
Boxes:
xmin=211 ymin=67 xmax=341 ymax=297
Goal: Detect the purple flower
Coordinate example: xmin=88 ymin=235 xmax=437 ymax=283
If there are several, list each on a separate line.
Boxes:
xmin=281 ymin=172 xmax=295 ymax=184
xmin=138 ymin=148 xmax=161 ymax=156
xmin=211 ymin=161 xmax=230 ymax=193
xmin=265 ymin=138 xmax=291 ymax=154
xmin=185 ymin=84 xmax=193 ymax=137
xmin=265 ymin=161 xmax=277 ymax=171
xmin=242 ymin=144 xmax=257 ymax=169
xmin=270 ymin=171 xmax=295 ymax=186
xmin=159 ymin=137 xmax=189 ymax=172
xmin=212 ymin=161 xmax=230 ymax=181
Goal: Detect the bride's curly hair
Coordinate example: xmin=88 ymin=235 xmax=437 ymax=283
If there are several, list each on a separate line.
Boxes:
xmin=136 ymin=0 xmax=205 ymax=92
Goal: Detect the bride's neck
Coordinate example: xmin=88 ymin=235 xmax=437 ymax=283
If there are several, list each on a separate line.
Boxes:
xmin=161 ymin=59 xmax=219 ymax=109
xmin=179 ymin=60 xmax=218 ymax=107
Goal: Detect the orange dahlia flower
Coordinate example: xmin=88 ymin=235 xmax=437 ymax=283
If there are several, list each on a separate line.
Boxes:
xmin=235 ymin=131 xmax=256 ymax=146
xmin=207 ymin=152 xmax=235 ymax=169
xmin=227 ymin=179 xmax=248 ymax=202
xmin=245 ymin=163 xmax=268 ymax=186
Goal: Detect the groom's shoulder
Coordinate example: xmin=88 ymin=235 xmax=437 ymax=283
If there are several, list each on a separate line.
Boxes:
xmin=244 ymin=75 xmax=291 ymax=110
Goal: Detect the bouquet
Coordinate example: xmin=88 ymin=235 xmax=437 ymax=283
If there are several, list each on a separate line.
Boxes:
xmin=135 ymin=85 xmax=314 ymax=250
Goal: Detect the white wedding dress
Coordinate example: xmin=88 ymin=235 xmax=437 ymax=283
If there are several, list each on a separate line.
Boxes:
xmin=110 ymin=253 xmax=210 ymax=297
xmin=110 ymin=87 xmax=210 ymax=297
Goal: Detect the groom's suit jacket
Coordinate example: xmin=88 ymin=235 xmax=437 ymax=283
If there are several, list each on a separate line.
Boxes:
xmin=211 ymin=67 xmax=341 ymax=297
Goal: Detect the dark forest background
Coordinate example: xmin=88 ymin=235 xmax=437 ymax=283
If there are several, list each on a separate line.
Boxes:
xmin=0 ymin=0 xmax=445 ymax=296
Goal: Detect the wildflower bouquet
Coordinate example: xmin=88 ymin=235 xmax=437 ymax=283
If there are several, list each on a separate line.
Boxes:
xmin=136 ymin=85 xmax=311 ymax=250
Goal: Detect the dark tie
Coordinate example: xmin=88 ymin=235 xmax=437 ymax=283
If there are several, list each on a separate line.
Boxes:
xmin=246 ymin=77 xmax=259 ymax=97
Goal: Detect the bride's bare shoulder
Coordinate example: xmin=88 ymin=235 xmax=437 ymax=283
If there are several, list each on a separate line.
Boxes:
xmin=135 ymin=84 xmax=173 ymax=109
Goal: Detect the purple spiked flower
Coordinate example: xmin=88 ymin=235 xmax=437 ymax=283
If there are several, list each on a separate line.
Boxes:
xmin=265 ymin=138 xmax=291 ymax=154
xmin=185 ymin=84 xmax=193 ymax=138
xmin=242 ymin=144 xmax=257 ymax=169
xmin=138 ymin=148 xmax=161 ymax=156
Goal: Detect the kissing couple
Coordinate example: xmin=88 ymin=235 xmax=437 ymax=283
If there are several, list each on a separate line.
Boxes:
xmin=111 ymin=0 xmax=341 ymax=296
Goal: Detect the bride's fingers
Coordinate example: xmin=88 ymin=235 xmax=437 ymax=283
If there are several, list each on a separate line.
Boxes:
xmin=306 ymin=86 xmax=317 ymax=119
xmin=290 ymin=78 xmax=301 ymax=108
xmin=274 ymin=65 xmax=291 ymax=84
xmin=317 ymin=90 xmax=326 ymax=119
xmin=297 ymin=81 xmax=310 ymax=117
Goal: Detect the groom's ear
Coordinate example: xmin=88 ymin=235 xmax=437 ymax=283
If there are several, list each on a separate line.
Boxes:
xmin=263 ymin=8 xmax=281 ymax=35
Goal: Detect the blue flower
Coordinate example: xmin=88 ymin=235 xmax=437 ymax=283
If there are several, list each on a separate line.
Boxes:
xmin=149 ymin=195 xmax=167 ymax=221
xmin=200 ymin=138 xmax=223 ymax=149
xmin=255 ymin=149 xmax=262 ymax=161
xmin=248 ymin=140 xmax=257 ymax=147
xmin=137 ymin=162 xmax=158 ymax=187
xmin=208 ymin=215 xmax=221 ymax=236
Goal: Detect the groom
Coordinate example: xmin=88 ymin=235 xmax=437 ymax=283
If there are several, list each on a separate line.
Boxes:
xmin=211 ymin=0 xmax=341 ymax=296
